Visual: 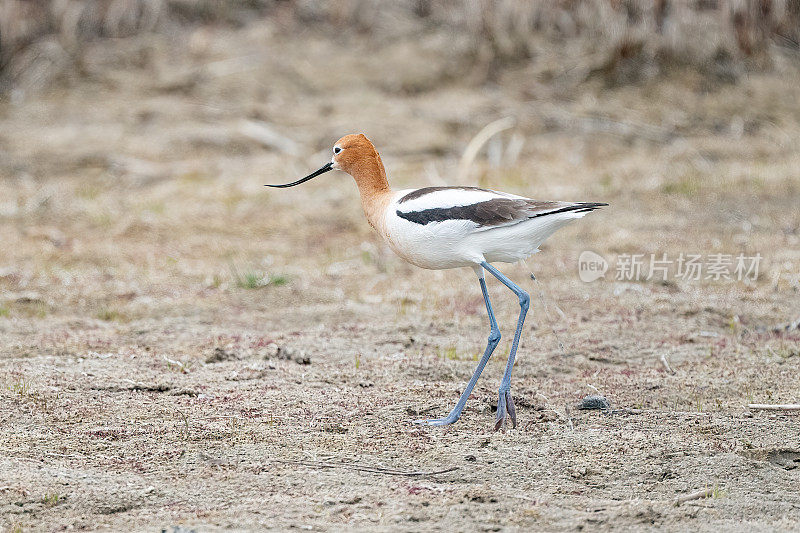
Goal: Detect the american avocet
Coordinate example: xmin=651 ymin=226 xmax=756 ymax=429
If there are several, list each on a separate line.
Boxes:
xmin=268 ymin=134 xmax=606 ymax=430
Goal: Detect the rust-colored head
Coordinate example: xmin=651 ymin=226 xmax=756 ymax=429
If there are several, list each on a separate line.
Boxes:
xmin=331 ymin=133 xmax=378 ymax=174
xmin=331 ymin=134 xmax=389 ymax=195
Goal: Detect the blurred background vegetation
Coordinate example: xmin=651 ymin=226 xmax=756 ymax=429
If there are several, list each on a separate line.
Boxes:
xmin=2 ymin=0 xmax=799 ymax=97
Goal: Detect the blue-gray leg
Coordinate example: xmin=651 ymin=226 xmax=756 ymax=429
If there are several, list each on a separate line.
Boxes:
xmin=481 ymin=261 xmax=530 ymax=430
xmin=415 ymin=269 xmax=501 ymax=426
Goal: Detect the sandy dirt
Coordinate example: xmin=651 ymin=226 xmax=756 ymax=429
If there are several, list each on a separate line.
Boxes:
xmin=1 ymin=20 xmax=800 ymax=532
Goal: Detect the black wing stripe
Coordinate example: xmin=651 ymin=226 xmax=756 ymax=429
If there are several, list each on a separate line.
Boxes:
xmin=397 ymin=202 xmax=509 ymax=226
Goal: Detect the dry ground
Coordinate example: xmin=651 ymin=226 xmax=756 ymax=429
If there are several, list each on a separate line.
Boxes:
xmin=1 ymin=20 xmax=800 ymax=532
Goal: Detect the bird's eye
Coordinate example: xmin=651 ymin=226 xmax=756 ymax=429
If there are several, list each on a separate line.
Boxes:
xmin=334 ymin=147 xmax=342 ymax=154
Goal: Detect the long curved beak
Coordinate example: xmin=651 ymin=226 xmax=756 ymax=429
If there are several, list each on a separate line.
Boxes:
xmin=265 ymin=162 xmax=333 ymax=188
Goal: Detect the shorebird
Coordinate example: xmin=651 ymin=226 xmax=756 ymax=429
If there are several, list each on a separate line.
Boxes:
xmin=267 ymin=134 xmax=606 ymax=430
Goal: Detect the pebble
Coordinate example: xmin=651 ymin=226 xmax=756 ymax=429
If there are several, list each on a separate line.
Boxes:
xmin=578 ymin=394 xmax=611 ymax=410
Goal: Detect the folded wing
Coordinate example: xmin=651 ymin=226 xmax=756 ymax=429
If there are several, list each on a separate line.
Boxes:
xmin=395 ymin=186 xmax=606 ymax=230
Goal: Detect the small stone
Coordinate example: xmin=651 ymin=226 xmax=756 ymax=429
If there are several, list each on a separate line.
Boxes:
xmin=464 ymin=455 xmax=477 ymax=462
xmin=578 ymin=394 xmax=611 ymax=410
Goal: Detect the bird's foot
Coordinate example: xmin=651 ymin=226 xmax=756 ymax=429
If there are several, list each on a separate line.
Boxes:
xmin=494 ymin=389 xmax=517 ymax=431
xmin=414 ymin=412 xmax=459 ymax=427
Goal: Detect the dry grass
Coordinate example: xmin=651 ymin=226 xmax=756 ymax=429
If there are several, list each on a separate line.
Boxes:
xmin=0 ymin=9 xmax=799 ymax=533
xmin=2 ymin=0 xmax=800 ymax=96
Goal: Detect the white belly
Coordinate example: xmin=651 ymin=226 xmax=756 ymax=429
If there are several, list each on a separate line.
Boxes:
xmin=381 ymin=209 xmax=581 ymax=270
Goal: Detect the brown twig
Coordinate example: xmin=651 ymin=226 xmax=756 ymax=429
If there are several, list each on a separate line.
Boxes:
xmin=748 ymin=404 xmax=800 ymax=412
xmin=675 ymin=488 xmax=713 ymax=505
xmin=607 ymin=408 xmax=643 ymax=415
xmin=275 ymin=460 xmax=457 ymax=477
xmin=457 ymin=117 xmax=515 ymax=183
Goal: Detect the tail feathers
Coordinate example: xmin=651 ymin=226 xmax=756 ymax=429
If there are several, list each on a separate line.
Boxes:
xmin=569 ymin=202 xmax=608 ymax=214
xmin=529 ymin=201 xmax=608 ymax=219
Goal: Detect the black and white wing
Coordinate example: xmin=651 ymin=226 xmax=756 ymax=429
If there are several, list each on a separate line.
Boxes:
xmin=395 ymin=186 xmax=606 ymax=230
